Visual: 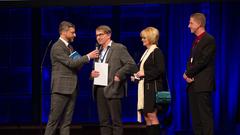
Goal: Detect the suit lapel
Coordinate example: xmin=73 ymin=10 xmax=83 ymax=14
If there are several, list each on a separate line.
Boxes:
xmin=192 ymin=33 xmax=209 ymax=59
xmin=194 ymin=33 xmax=207 ymax=52
xmin=105 ymin=46 xmax=113 ymax=63
xmin=105 ymin=42 xmax=116 ymax=63
xmin=58 ymin=40 xmax=71 ymax=54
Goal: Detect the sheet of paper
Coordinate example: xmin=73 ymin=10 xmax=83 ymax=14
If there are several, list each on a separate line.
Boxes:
xmin=93 ymin=62 xmax=108 ymax=86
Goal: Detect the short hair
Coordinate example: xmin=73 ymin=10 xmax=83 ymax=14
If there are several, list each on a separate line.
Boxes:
xmin=190 ymin=13 xmax=206 ymax=27
xmin=140 ymin=27 xmax=159 ymax=45
xmin=96 ymin=25 xmax=112 ymax=34
xmin=59 ymin=21 xmax=75 ymax=34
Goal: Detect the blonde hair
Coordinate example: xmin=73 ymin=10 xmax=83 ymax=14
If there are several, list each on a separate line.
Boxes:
xmin=140 ymin=27 xmax=159 ymax=45
xmin=190 ymin=13 xmax=206 ymax=27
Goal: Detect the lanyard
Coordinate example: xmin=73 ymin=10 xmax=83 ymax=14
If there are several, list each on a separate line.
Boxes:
xmin=100 ymin=46 xmax=110 ymax=63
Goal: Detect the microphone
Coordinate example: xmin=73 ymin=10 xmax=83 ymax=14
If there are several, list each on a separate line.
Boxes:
xmin=41 ymin=40 xmax=52 ymax=69
xmin=40 ymin=40 xmax=52 ymax=135
xmin=95 ymin=42 xmax=100 ymax=50
xmin=95 ymin=42 xmax=100 ymax=62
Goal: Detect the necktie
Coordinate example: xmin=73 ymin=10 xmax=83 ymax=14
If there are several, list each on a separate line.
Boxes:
xmin=192 ymin=39 xmax=199 ymax=49
xmin=68 ymin=44 xmax=74 ymax=53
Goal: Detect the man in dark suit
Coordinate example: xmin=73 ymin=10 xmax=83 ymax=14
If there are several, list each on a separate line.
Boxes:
xmin=91 ymin=25 xmax=137 ymax=135
xmin=183 ymin=13 xmax=216 ymax=135
xmin=44 ymin=21 xmax=99 ymax=135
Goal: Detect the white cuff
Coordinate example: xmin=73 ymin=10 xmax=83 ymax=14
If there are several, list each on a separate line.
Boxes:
xmin=87 ymin=55 xmax=90 ymax=61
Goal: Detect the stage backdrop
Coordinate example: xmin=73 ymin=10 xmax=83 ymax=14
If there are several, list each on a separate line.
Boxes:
xmin=0 ymin=2 xmax=239 ymax=134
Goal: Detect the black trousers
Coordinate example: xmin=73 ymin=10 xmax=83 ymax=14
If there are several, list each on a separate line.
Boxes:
xmin=188 ymin=91 xmax=214 ymax=135
xmin=96 ymin=87 xmax=123 ymax=135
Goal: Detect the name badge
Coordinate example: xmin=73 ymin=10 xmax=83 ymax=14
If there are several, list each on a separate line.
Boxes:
xmin=190 ymin=57 xmax=193 ymax=63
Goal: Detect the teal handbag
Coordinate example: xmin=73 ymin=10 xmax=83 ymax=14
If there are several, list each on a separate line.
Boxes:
xmin=155 ymin=80 xmax=171 ymax=104
xmin=152 ymin=49 xmax=171 ymax=104
xmin=156 ymin=91 xmax=171 ymax=104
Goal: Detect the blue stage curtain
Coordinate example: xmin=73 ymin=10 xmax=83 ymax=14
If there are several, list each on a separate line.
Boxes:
xmin=1 ymin=2 xmax=239 ymax=134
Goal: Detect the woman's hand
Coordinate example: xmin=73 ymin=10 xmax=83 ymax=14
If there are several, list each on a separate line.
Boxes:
xmin=136 ymin=71 xmax=144 ymax=78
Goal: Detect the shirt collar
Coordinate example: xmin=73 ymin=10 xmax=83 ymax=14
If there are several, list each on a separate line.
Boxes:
xmin=101 ymin=40 xmax=112 ymax=50
xmin=196 ymin=32 xmax=206 ymax=41
xmin=59 ymin=37 xmax=69 ymax=47
xmin=107 ymin=40 xmax=112 ymax=48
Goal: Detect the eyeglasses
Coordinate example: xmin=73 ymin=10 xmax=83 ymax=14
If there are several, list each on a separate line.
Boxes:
xmin=96 ymin=33 xmax=106 ymax=37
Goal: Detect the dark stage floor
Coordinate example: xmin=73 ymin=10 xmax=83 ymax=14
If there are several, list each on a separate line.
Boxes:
xmin=0 ymin=123 xmax=240 ymax=135
xmin=0 ymin=124 xmax=146 ymax=135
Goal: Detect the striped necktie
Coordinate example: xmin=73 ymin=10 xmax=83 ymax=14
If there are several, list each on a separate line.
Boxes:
xmin=68 ymin=44 xmax=74 ymax=53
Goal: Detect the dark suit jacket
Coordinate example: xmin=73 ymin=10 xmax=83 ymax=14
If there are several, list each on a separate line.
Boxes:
xmin=50 ymin=39 xmax=89 ymax=94
xmin=93 ymin=41 xmax=137 ymax=99
xmin=186 ymin=33 xmax=216 ymax=92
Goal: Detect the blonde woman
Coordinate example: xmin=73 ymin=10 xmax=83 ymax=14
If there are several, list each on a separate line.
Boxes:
xmin=134 ymin=27 xmax=165 ymax=135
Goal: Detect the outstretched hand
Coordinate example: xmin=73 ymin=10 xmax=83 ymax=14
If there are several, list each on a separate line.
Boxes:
xmin=88 ymin=50 xmax=99 ymax=59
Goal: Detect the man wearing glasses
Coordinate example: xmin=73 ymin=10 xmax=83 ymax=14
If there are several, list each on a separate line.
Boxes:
xmin=91 ymin=25 xmax=137 ymax=135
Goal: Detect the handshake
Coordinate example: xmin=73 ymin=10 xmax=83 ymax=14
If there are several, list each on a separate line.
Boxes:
xmin=131 ymin=71 xmax=144 ymax=82
xmin=131 ymin=74 xmax=140 ymax=82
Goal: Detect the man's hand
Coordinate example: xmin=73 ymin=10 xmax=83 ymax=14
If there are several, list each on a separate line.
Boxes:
xmin=183 ymin=73 xmax=188 ymax=80
xmin=183 ymin=73 xmax=194 ymax=83
xmin=91 ymin=70 xmax=100 ymax=78
xmin=130 ymin=76 xmax=135 ymax=82
xmin=87 ymin=50 xmax=99 ymax=59
xmin=186 ymin=77 xmax=194 ymax=83
xmin=114 ymin=75 xmax=120 ymax=81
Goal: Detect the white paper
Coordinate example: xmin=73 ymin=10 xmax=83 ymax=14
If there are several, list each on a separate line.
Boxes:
xmin=93 ymin=62 xmax=108 ymax=86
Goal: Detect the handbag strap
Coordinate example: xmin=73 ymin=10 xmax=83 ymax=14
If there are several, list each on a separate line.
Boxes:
xmin=154 ymin=77 xmax=170 ymax=92
xmin=152 ymin=49 xmax=158 ymax=92
xmin=154 ymin=80 xmax=157 ymax=92
xmin=152 ymin=48 xmax=170 ymax=92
